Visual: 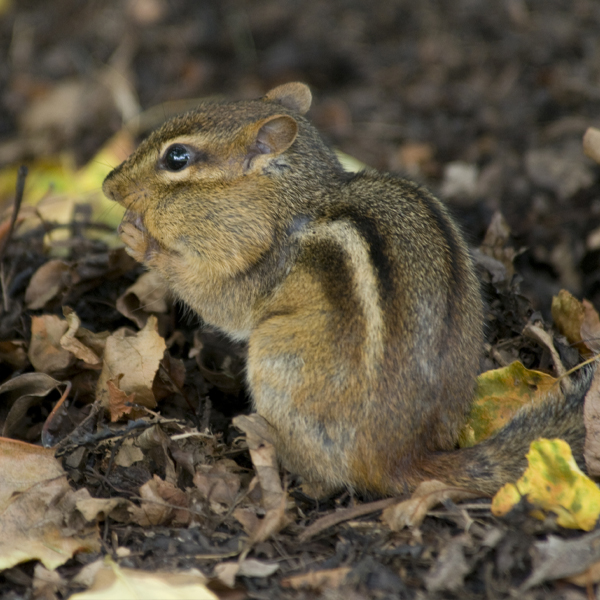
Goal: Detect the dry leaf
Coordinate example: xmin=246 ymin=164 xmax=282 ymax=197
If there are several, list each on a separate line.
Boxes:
xmin=28 ymin=315 xmax=74 ymax=373
xmin=583 ymin=127 xmax=600 ymax=166
xmin=193 ymin=462 xmax=241 ymax=509
xmin=459 ymin=361 xmax=558 ymax=447
xmin=0 ymin=438 xmax=98 ymax=571
xmin=76 ymin=497 xmax=132 ymax=523
xmin=116 ymin=270 xmax=169 ymax=328
xmin=69 ymin=559 xmax=217 ymax=600
xmin=381 ymin=481 xmax=478 ymax=530
xmin=106 ymin=377 xmax=137 ymax=422
xmin=478 ymin=211 xmax=518 ymax=282
xmin=0 ymin=340 xmax=28 ymax=369
xmin=114 ymin=439 xmax=144 ymax=468
xmin=232 ymin=413 xmax=279 ymax=509
xmin=0 ymin=373 xmax=64 ymax=439
xmin=584 ymin=366 xmax=600 ymax=475
xmin=492 ymin=438 xmax=600 ymax=530
xmin=96 ymin=315 xmax=166 ymax=418
xmin=281 ymin=567 xmax=352 ymax=590
xmin=129 ymin=475 xmax=189 ymax=527
xmin=0 ymin=437 xmax=65 ymax=511
xmin=59 ymin=308 xmax=102 ymax=366
xmin=424 ymin=534 xmax=472 ymax=592
xmin=581 ymin=299 xmax=600 ymax=353
xmin=521 ymin=530 xmax=600 ymax=590
xmin=25 ymin=259 xmax=71 ymax=309
xmin=551 ymin=289 xmax=590 ymax=356
xmin=214 ymin=559 xmax=279 ymax=588
xmin=32 ymin=564 xmax=66 ymax=599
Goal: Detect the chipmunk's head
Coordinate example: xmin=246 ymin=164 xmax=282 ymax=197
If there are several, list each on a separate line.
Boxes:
xmin=103 ymin=83 xmax=340 ymax=276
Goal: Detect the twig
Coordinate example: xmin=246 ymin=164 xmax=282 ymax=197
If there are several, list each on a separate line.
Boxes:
xmin=298 ymin=497 xmax=398 ymax=542
xmin=0 ymin=165 xmax=28 ymax=262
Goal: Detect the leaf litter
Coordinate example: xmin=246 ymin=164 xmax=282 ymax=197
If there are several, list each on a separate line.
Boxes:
xmin=2 ymin=2 xmax=600 ymax=597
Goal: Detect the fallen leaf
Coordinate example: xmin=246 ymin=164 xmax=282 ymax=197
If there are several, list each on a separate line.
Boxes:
xmin=521 ymin=530 xmax=600 ymax=590
xmin=194 ymin=462 xmax=241 ymax=509
xmin=0 ymin=373 xmax=66 ymax=440
xmin=583 ymin=127 xmax=600 ymax=166
xmin=551 ymin=289 xmax=590 ymax=356
xmin=381 ymin=481 xmax=478 ymax=530
xmin=478 ymin=211 xmax=518 ymax=282
xmin=0 ymin=340 xmax=28 ymax=369
xmin=24 ymin=259 xmax=71 ymax=309
xmin=214 ymin=559 xmax=279 ymax=588
xmin=584 ymin=367 xmax=600 ymax=476
xmin=232 ymin=414 xmax=291 ymax=542
xmin=281 ymin=567 xmax=352 ymax=590
xmin=424 ymin=534 xmax=472 ymax=592
xmin=114 ymin=439 xmax=144 ymax=468
xmin=69 ymin=559 xmax=217 ymax=600
xmin=492 ymin=438 xmax=600 ymax=530
xmin=0 ymin=437 xmax=64 ymax=511
xmin=28 ymin=315 xmax=74 ymax=373
xmin=75 ymin=497 xmax=132 ymax=523
xmin=581 ymin=299 xmax=600 ymax=353
xmin=96 ymin=315 xmax=166 ymax=418
xmin=59 ymin=308 xmax=102 ymax=366
xmin=459 ymin=361 xmax=558 ymax=447
xmin=32 ymin=563 xmax=66 ymax=599
xmin=0 ymin=130 xmax=133 ymax=247
xmin=116 ymin=270 xmax=169 ymax=328
xmin=0 ymin=441 xmax=100 ymax=570
xmin=522 ymin=322 xmax=566 ymax=377
xmin=106 ymin=377 xmax=137 ymax=422
xmin=129 ymin=475 xmax=190 ymax=527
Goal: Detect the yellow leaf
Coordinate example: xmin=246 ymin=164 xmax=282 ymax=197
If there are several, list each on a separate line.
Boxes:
xmin=492 ymin=438 xmax=600 ymax=531
xmin=0 ymin=130 xmax=133 ymax=249
xmin=459 ymin=361 xmax=557 ymax=447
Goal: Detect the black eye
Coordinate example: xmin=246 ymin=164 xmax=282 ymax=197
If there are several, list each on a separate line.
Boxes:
xmin=163 ymin=144 xmax=192 ymax=171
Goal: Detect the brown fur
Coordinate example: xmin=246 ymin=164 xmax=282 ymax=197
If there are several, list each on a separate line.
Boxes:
xmin=103 ymin=82 xmax=590 ymax=497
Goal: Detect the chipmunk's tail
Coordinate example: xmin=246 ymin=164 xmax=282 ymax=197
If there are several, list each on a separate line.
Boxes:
xmin=413 ymin=365 xmax=595 ymax=496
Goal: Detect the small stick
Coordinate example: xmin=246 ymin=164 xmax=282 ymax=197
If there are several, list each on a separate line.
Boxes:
xmin=0 ymin=165 xmax=28 ymax=262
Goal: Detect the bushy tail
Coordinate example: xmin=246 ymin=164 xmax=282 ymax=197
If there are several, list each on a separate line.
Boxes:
xmin=417 ymin=365 xmax=595 ymax=496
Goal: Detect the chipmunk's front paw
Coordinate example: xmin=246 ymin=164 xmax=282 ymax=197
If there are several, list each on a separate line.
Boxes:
xmin=118 ymin=215 xmax=156 ymax=265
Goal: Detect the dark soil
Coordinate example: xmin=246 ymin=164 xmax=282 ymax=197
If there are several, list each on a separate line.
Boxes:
xmin=1 ymin=1 xmax=600 ymax=598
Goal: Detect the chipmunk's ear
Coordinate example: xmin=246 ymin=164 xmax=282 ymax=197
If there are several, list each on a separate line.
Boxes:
xmin=251 ymin=114 xmax=298 ymax=156
xmin=263 ymin=82 xmax=312 ymax=115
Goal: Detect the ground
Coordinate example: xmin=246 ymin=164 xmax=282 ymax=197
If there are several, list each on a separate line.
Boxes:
xmin=1 ymin=0 xmax=600 ymax=598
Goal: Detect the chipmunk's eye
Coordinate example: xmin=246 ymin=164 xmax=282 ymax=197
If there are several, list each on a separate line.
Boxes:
xmin=163 ymin=144 xmax=192 ymax=171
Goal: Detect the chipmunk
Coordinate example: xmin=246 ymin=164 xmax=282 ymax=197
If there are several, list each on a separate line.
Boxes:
xmin=103 ymin=83 xmax=591 ymax=497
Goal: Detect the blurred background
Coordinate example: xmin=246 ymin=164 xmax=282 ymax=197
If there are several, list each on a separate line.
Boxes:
xmin=1 ymin=0 xmax=599 ymax=312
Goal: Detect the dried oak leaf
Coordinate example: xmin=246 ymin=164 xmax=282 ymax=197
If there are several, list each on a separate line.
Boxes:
xmin=193 ymin=461 xmax=241 ymax=509
xmin=129 ymin=475 xmax=190 ymax=527
xmin=96 ymin=315 xmax=166 ymax=419
xmin=25 ymin=259 xmax=71 ymax=310
xmin=0 ymin=438 xmax=100 ymax=570
xmin=116 ymin=270 xmax=169 ymax=328
xmin=29 ymin=315 xmax=74 ymax=374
